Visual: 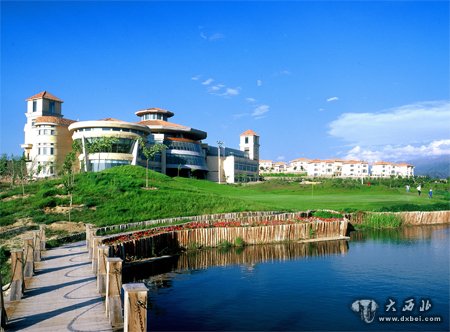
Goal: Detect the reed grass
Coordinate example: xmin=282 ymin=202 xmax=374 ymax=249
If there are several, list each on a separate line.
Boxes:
xmin=360 ymin=213 xmax=402 ymax=229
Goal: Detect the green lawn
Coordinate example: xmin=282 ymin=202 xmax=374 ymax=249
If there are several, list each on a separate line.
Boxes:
xmin=174 ymin=176 xmax=448 ymax=212
xmin=0 ymin=165 xmax=448 ymax=228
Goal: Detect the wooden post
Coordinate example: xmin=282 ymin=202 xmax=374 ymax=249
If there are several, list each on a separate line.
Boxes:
xmin=9 ymin=250 xmax=24 ymax=301
xmin=97 ymin=245 xmax=109 ymax=295
xmin=123 ymin=283 xmax=148 ymax=332
xmin=106 ymin=257 xmax=123 ymax=328
xmin=88 ymin=229 xmax=96 ymax=260
xmin=33 ymin=230 xmax=41 ymax=262
xmin=91 ymin=236 xmax=101 ymax=274
xmin=85 ymin=223 xmax=93 ymax=251
xmin=23 ymin=238 xmax=34 ymax=278
xmin=39 ymin=225 xmax=46 ymax=250
xmin=1 ymin=274 xmax=8 ymax=331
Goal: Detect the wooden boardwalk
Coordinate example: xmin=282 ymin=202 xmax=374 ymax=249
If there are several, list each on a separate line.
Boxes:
xmin=6 ymin=241 xmax=112 ymax=332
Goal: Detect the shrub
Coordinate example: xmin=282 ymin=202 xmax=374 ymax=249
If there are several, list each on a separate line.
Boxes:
xmin=0 ymin=246 xmax=11 ymax=284
xmin=218 ymin=240 xmax=232 ymax=249
xmin=312 ymin=210 xmax=343 ymax=219
xmin=186 ymin=242 xmax=202 ymax=251
xmin=234 ymin=237 xmax=246 ymax=247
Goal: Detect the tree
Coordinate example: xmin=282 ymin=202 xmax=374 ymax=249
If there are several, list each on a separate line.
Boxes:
xmin=138 ymin=138 xmax=166 ymax=188
xmin=61 ymin=150 xmax=76 ymax=222
xmin=85 ymin=137 xmax=119 ymax=171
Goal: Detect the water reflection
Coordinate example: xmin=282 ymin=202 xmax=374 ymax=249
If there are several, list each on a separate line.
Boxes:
xmin=350 ymin=224 xmax=449 ymax=243
xmin=124 ymin=239 xmax=349 ymax=285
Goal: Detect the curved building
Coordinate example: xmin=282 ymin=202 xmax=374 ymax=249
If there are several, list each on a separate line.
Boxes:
xmin=68 ymin=118 xmax=151 ymax=172
xmin=136 ymin=108 xmax=209 ymax=178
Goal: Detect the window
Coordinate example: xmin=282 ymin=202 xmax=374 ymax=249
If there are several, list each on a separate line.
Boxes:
xmin=38 ymin=147 xmax=54 ymax=155
xmin=245 ymin=137 xmax=249 ymax=144
xmin=33 ymin=100 xmax=37 ymax=112
xmin=49 ymin=101 xmax=55 ymax=113
xmin=38 ymin=129 xmax=55 ymax=136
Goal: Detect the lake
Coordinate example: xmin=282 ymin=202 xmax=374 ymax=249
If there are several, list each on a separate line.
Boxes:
xmin=124 ymin=224 xmax=450 ymax=331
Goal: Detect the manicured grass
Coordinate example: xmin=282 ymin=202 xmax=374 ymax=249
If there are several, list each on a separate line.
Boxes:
xmin=0 ymin=165 xmax=448 ymax=229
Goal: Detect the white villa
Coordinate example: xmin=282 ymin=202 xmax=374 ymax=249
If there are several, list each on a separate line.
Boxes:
xmin=261 ymin=157 xmax=412 ymax=178
xmin=21 ymin=91 xmax=259 ymax=183
xmin=371 ymin=161 xmax=414 ymax=178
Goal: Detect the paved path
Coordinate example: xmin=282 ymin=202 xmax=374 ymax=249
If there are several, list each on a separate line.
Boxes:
xmin=6 ymin=241 xmax=112 ymax=331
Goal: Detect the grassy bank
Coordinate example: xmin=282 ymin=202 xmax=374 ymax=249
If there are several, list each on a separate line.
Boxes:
xmin=1 ymin=165 xmax=448 ymax=229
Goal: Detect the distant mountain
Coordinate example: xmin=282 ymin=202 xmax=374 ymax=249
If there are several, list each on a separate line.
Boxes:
xmin=406 ymin=155 xmax=450 ymax=179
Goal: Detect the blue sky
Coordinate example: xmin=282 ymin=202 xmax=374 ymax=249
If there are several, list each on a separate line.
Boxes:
xmin=1 ymin=1 xmax=449 ymax=163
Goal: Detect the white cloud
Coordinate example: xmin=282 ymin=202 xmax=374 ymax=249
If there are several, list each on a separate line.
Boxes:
xmin=328 ymin=100 xmax=450 ymax=146
xmin=343 ymin=140 xmax=450 ymax=162
xmin=276 ymin=155 xmax=285 ymax=161
xmin=252 ymin=104 xmax=270 ymax=118
xmin=200 ymin=31 xmax=225 ymax=41
xmin=209 ymin=84 xmax=224 ymax=92
xmin=256 ymin=80 xmax=262 ymax=87
xmin=318 ymin=108 xmax=325 ymax=112
xmin=246 ymin=97 xmax=257 ymax=103
xmin=326 ymin=96 xmax=339 ymax=102
xmin=221 ymin=87 xmax=240 ymax=97
xmin=191 ymin=75 xmax=201 ymax=81
xmin=201 ymin=78 xmax=214 ymax=85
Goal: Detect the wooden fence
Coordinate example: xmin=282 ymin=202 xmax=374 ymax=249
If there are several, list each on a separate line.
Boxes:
xmin=347 ymin=210 xmax=450 ymax=225
xmin=106 ymin=220 xmax=348 ymax=261
xmin=96 ymin=211 xmax=286 ymax=235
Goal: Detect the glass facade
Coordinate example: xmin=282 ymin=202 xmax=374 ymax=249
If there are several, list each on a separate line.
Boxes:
xmin=84 ymin=137 xmax=136 ymax=154
xmin=166 ymin=153 xmax=207 ymax=169
xmin=165 ymin=140 xmax=203 ymax=153
xmin=234 ymin=161 xmax=258 ymax=173
xmin=89 ymin=159 xmax=130 ymax=172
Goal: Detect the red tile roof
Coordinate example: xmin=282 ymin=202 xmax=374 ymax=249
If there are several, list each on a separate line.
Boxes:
xmin=290 ymin=158 xmax=310 ymax=162
xmin=98 ymin=118 xmax=127 ymax=123
xmin=135 ymin=107 xmax=174 ymax=118
xmin=35 ymin=116 xmax=75 ymax=126
xmin=26 ymin=91 xmax=63 ymax=102
xmin=240 ymin=129 xmax=259 ymax=136
xmin=137 ymin=120 xmax=187 ymax=129
xmin=373 ymin=161 xmax=393 ymax=166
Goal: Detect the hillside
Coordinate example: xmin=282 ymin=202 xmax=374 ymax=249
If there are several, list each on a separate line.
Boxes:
xmin=407 ymin=155 xmax=450 ymax=179
xmin=1 ymin=165 xmax=449 ymax=229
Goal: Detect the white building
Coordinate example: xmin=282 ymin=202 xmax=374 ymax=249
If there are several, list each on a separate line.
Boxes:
xmin=288 ymin=158 xmax=310 ymax=173
xmin=260 ymin=158 xmax=371 ymax=178
xmin=341 ymin=160 xmax=369 ymax=178
xmin=207 ymin=130 xmax=260 ymax=183
xmin=259 ymin=160 xmax=273 ymax=172
xmin=21 ymin=91 xmax=75 ymax=177
xmin=371 ymin=161 xmax=414 ymax=178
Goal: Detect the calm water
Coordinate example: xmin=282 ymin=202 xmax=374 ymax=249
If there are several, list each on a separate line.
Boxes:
xmin=124 ymin=225 xmax=450 ymax=331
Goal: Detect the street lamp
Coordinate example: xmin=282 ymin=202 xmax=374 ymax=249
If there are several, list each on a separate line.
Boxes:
xmin=217 ymin=140 xmax=224 ymax=184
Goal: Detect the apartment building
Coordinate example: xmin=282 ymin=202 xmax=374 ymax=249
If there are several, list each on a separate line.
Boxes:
xmin=260 ymin=157 xmax=398 ymax=178
xmin=371 ymin=162 xmax=414 ymax=178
